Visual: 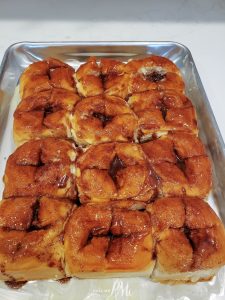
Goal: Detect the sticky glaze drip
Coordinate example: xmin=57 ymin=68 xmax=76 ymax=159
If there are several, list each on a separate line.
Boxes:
xmin=108 ymin=155 xmax=126 ymax=185
xmin=92 ymin=112 xmax=113 ymax=128
xmin=146 ymin=71 xmax=166 ymax=83
xmin=57 ymin=277 xmax=71 ymax=284
xmin=5 ymin=280 xmax=27 ymax=289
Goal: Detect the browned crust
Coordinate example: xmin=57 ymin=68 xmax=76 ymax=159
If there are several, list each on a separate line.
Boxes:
xmin=0 ymin=56 xmax=222 ymax=284
xmin=3 ymin=138 xmax=78 ymax=199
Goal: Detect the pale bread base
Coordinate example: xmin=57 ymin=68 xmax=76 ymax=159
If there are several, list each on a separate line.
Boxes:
xmin=67 ymin=261 xmax=155 ymax=279
xmin=151 ymin=264 xmax=218 ymax=284
xmin=0 ymin=262 xmax=65 ymax=281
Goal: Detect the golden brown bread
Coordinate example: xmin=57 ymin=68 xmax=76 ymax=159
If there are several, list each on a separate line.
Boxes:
xmin=1 ymin=55 xmax=224 ymax=285
xmin=105 ymin=55 xmax=185 ymax=96
xmin=147 ymin=197 xmax=225 ymax=282
xmin=15 ymin=56 xmax=195 ymax=147
xmin=141 ymin=132 xmax=211 ymax=198
xmin=74 ymin=56 xmax=185 ymax=99
xmin=0 ymin=196 xmax=224 ymax=282
xmin=124 ymin=56 xmax=185 ymax=96
xmin=97 ymin=58 xmax=129 ymax=99
xmin=129 ymin=90 xmax=197 ymax=142
xmin=3 ymin=138 xmax=78 ymax=199
xmin=15 ymin=58 xmax=80 ymax=146
xmin=6 ymin=133 xmax=211 ymax=204
xmin=20 ymin=58 xmax=76 ymax=99
xmin=13 ymin=88 xmax=80 ymax=145
xmin=64 ymin=202 xmax=154 ymax=277
xmin=75 ymin=135 xmax=211 ymax=201
xmin=76 ymin=142 xmax=156 ymax=203
xmin=0 ymin=197 xmax=74 ymax=281
xmin=14 ymin=88 xmax=80 ymax=146
xmin=75 ymin=57 xmax=104 ymax=97
xmin=71 ymin=94 xmax=137 ymax=145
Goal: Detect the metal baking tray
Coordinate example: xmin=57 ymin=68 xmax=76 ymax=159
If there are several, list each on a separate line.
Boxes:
xmin=0 ymin=41 xmax=225 ymax=300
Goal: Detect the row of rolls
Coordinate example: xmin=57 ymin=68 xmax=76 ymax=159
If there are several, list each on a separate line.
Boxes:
xmin=14 ymin=56 xmax=196 ymax=146
xmin=0 ymin=56 xmax=225 ymax=284
xmin=3 ymin=136 xmax=211 ymax=202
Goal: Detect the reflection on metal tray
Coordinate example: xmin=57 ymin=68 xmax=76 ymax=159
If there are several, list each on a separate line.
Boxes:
xmin=0 ymin=41 xmax=225 ymax=300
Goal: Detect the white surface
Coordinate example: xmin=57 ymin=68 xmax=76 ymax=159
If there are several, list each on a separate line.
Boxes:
xmin=0 ymin=1 xmax=225 ymax=299
xmin=0 ymin=0 xmax=225 ymax=141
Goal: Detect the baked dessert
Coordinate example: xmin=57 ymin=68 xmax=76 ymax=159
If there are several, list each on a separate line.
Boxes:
xmin=71 ymin=94 xmax=137 ymax=145
xmin=20 ymin=57 xmax=76 ymax=99
xmin=0 ymin=196 xmax=73 ymax=281
xmin=64 ymin=201 xmax=154 ymax=278
xmin=75 ymin=56 xmax=185 ymax=99
xmin=141 ymin=132 xmax=211 ymax=198
xmin=128 ymin=90 xmax=197 ymax=142
xmin=100 ymin=58 xmax=130 ymax=99
xmin=3 ymin=138 xmax=78 ymax=199
xmin=147 ymin=197 xmax=225 ymax=283
xmin=14 ymin=88 xmax=80 ymax=146
xmin=0 ymin=55 xmax=223 ymax=285
xmin=64 ymin=197 xmax=225 ymax=282
xmin=14 ymin=58 xmax=80 ymax=146
xmin=125 ymin=56 xmax=185 ymax=94
xmin=75 ymin=57 xmax=104 ymax=97
xmin=15 ymin=56 xmax=195 ymax=146
xmin=1 ymin=197 xmax=224 ymax=282
xmin=75 ymin=142 xmax=156 ymax=203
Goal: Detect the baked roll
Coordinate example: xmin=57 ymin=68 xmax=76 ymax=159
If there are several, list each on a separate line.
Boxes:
xmin=14 ymin=88 xmax=80 ymax=146
xmin=75 ymin=55 xmax=184 ymax=99
xmin=75 ymin=57 xmax=130 ymax=99
xmin=71 ymin=94 xmax=137 ymax=145
xmin=3 ymin=138 xmax=78 ymax=199
xmin=100 ymin=58 xmax=130 ymax=99
xmin=147 ymin=197 xmax=225 ymax=283
xmin=64 ymin=197 xmax=225 ymax=281
xmin=1 ymin=55 xmax=224 ymax=285
xmin=125 ymin=56 xmax=185 ymax=94
xmin=1 ymin=197 xmax=224 ymax=282
xmin=64 ymin=202 xmax=154 ymax=278
xmin=75 ymin=57 xmax=104 ymax=97
xmin=20 ymin=57 xmax=76 ymax=99
xmin=0 ymin=196 xmax=74 ymax=281
xmin=76 ymin=142 xmax=156 ymax=203
xmin=128 ymin=90 xmax=197 ymax=142
xmin=141 ymin=132 xmax=212 ymax=198
xmin=102 ymin=55 xmax=184 ymax=98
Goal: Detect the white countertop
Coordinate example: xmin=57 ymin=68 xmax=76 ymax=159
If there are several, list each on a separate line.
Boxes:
xmin=1 ymin=0 xmax=225 ymax=140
